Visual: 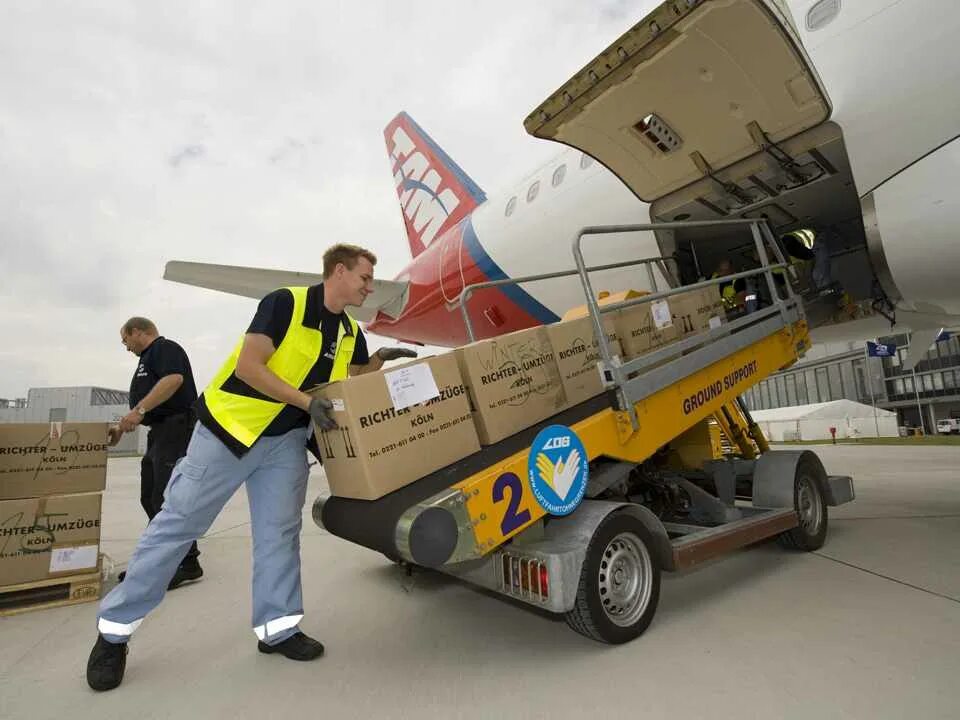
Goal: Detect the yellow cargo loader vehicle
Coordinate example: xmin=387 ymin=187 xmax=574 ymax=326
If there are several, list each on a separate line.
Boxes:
xmin=314 ymin=217 xmax=855 ymax=644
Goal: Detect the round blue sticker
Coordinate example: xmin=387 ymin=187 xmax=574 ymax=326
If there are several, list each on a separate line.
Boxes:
xmin=527 ymin=425 xmax=589 ymax=516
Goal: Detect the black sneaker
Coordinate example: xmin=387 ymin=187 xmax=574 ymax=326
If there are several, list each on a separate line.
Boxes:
xmin=86 ymin=635 xmax=128 ymax=691
xmin=167 ymin=563 xmax=203 ymax=590
xmin=257 ymin=632 xmax=324 ymax=661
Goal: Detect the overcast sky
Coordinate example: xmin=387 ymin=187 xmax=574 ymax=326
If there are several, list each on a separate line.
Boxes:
xmin=0 ymin=1 xmax=650 ymax=399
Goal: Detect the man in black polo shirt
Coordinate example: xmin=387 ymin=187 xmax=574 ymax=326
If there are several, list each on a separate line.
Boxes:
xmin=111 ymin=316 xmax=203 ymax=588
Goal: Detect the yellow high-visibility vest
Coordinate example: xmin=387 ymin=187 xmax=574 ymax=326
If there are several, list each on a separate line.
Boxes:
xmin=202 ymin=286 xmax=357 ymax=449
xmin=712 ymin=272 xmax=739 ymax=309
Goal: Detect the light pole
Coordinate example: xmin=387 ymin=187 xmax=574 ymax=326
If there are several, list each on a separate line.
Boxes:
xmin=912 ymin=367 xmax=925 ymax=435
xmin=863 ymin=344 xmax=881 ymax=437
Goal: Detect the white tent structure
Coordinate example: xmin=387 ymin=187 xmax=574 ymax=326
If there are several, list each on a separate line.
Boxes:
xmin=751 ymin=400 xmax=899 ymax=441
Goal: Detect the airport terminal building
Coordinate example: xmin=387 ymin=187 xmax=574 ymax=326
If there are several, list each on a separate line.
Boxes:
xmin=0 ymin=386 xmax=146 ymax=454
xmin=742 ymin=331 xmax=960 ymax=434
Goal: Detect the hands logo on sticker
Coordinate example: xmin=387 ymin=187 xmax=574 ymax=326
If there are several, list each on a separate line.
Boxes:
xmin=527 ymin=425 xmax=588 ymax=516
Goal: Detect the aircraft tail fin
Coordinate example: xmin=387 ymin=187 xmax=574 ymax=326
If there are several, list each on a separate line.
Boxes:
xmin=384 ymin=112 xmax=486 ymax=258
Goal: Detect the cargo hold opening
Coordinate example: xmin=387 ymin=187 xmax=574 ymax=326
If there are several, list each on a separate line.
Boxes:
xmin=652 ymin=121 xmax=881 ymax=328
xmin=524 ymin=0 xmax=887 ymax=331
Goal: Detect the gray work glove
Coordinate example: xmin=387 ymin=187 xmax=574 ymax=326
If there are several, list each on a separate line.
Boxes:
xmin=308 ymin=397 xmax=338 ymax=431
xmin=375 ymin=347 xmax=419 ymax=362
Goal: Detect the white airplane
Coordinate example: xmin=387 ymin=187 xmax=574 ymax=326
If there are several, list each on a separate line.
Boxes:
xmin=165 ymin=0 xmax=960 ymax=368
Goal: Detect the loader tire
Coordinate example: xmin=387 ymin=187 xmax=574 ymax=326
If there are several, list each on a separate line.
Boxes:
xmin=565 ymin=511 xmax=661 ymax=645
xmin=778 ymin=453 xmax=829 ymax=551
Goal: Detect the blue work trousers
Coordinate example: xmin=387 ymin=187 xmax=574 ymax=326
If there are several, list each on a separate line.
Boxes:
xmin=97 ymin=422 xmax=310 ymax=646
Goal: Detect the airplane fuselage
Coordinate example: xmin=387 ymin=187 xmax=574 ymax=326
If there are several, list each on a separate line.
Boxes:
xmin=369 ymin=0 xmax=960 ymax=349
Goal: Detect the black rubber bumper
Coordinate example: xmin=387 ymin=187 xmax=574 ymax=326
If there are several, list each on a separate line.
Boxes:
xmin=315 ymin=395 xmax=611 ymax=566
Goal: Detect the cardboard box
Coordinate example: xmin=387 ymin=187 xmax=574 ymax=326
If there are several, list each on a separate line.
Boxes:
xmin=672 ymin=286 xmax=726 ymax=337
xmin=310 ymin=354 xmax=480 ymax=500
xmin=694 ymin=285 xmax=726 ymax=331
xmin=560 ymin=289 xmax=650 ymax=322
xmin=0 ymin=493 xmax=102 ymax=587
xmin=545 ymin=315 xmax=623 ymax=406
xmin=0 ymin=423 xmax=109 ymax=500
xmin=455 ymin=326 xmax=568 ymax=445
xmin=611 ymin=297 xmax=679 ymax=359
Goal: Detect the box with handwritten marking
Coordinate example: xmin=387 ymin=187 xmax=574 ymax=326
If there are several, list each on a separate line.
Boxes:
xmin=308 ymin=354 xmax=480 ymax=500
xmin=453 ymin=326 xmax=568 ymax=445
xmin=0 ymin=423 xmax=109 ymax=500
xmin=545 ymin=314 xmax=622 ymax=407
xmin=0 ymin=493 xmax=102 ymax=586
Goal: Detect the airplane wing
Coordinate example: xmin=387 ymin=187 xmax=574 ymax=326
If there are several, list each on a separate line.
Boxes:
xmin=162 ymin=261 xmax=409 ymax=323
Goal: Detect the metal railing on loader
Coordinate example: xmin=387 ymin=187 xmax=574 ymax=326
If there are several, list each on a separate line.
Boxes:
xmin=458 ymin=255 xmax=682 ymax=343
xmin=457 ymin=217 xmax=805 ymax=430
xmin=571 ymin=218 xmax=804 ymax=429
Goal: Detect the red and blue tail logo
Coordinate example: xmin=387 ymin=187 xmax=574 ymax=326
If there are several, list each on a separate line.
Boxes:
xmin=384 ymin=112 xmax=486 ymax=258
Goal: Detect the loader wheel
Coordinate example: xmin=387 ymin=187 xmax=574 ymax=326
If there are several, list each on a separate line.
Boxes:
xmin=565 ymin=512 xmax=661 ymax=644
xmin=778 ymin=454 xmax=828 ymax=551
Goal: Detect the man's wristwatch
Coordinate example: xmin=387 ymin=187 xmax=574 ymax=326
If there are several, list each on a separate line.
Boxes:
xmin=136 ymin=406 xmax=146 ymax=416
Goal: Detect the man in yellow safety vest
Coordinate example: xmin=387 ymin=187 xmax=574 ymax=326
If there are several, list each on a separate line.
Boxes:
xmin=87 ymin=244 xmax=417 ymax=691
xmin=712 ymin=259 xmax=743 ymax=311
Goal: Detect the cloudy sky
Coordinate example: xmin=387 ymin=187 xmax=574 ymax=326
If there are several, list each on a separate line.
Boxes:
xmin=0 ymin=0 xmax=648 ymax=399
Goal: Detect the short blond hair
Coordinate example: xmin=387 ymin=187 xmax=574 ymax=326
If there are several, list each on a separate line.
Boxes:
xmin=122 ymin=317 xmax=157 ymax=335
xmin=323 ymin=244 xmax=377 ymax=279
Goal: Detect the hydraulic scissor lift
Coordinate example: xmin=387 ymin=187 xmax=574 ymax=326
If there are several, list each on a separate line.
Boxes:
xmin=314 ymin=218 xmax=855 ymax=644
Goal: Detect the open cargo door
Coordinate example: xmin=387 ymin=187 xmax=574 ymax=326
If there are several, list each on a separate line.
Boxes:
xmin=523 ymin=0 xmax=832 ymax=205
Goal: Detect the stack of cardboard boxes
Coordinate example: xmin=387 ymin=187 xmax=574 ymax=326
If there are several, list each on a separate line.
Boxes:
xmin=312 ymin=286 xmax=723 ymax=502
xmin=0 ymin=422 xmax=108 ymax=614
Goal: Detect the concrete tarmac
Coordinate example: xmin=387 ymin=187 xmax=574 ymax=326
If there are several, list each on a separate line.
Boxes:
xmin=1 ymin=444 xmax=958 ymax=719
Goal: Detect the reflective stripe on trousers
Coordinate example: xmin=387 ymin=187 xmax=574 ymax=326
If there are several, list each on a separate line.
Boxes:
xmin=254 ymin=613 xmax=304 ymax=642
xmin=96 ymin=423 xmax=310 ymax=646
xmin=97 ymin=617 xmax=143 ymax=638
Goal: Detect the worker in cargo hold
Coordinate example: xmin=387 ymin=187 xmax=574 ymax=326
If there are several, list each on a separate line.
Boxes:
xmin=86 ymin=243 xmax=418 ymax=692
xmin=779 ymin=229 xmax=817 ymax=288
xmin=780 ymin=227 xmax=849 ymax=305
xmin=713 ymin=250 xmax=788 ymax=315
xmin=110 ymin=316 xmax=203 ymax=591
xmin=711 ymin=259 xmax=747 ymax=312
xmin=737 ymin=245 xmax=791 ymax=310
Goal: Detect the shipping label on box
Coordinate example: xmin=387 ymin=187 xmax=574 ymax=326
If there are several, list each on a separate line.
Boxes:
xmin=310 ymin=353 xmax=480 ymax=501
xmin=455 ymin=326 xmax=568 ymax=445
xmin=545 ymin=315 xmax=622 ymax=407
xmin=0 ymin=493 xmax=102 ymax=587
xmin=0 ymin=423 xmax=109 ymax=500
